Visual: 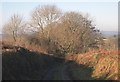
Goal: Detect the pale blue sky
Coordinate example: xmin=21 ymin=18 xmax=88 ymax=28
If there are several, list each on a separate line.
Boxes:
xmin=0 ymin=0 xmax=118 ymax=33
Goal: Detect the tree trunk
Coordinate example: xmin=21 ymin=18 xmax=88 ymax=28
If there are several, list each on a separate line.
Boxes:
xmin=12 ymin=31 xmax=16 ymax=42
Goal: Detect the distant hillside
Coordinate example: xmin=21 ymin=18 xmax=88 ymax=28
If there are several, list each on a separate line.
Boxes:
xmin=101 ymin=31 xmax=118 ymax=37
xmin=1 ymin=31 xmax=118 ymax=38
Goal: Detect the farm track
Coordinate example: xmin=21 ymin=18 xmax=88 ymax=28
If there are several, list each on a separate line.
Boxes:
xmin=43 ymin=59 xmax=72 ymax=80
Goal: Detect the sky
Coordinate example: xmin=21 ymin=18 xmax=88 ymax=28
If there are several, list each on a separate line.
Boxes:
xmin=0 ymin=0 xmax=119 ymax=34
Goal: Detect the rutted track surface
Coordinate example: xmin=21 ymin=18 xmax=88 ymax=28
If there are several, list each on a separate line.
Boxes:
xmin=43 ymin=59 xmax=71 ymax=80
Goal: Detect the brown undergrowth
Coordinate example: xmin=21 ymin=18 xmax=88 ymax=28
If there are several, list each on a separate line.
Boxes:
xmin=65 ymin=49 xmax=119 ymax=80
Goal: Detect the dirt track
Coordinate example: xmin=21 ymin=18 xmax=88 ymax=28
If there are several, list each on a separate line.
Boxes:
xmin=43 ymin=60 xmax=71 ymax=80
xmin=2 ymin=46 xmax=93 ymax=80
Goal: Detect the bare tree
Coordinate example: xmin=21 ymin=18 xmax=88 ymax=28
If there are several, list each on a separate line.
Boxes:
xmin=3 ymin=14 xmax=26 ymax=43
xmin=29 ymin=5 xmax=62 ymax=33
xmin=48 ymin=12 xmax=103 ymax=55
xmin=28 ymin=5 xmax=62 ymax=50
